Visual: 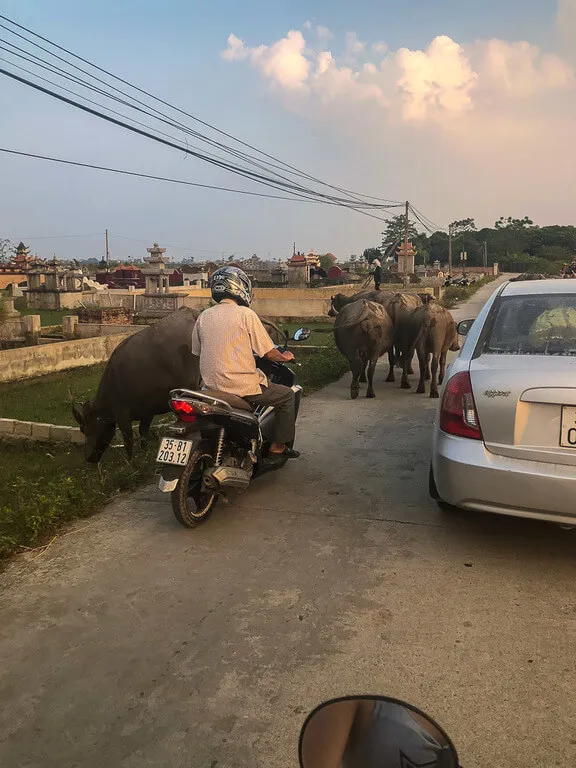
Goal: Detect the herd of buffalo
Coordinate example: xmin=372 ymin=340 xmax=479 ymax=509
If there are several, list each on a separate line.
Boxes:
xmin=71 ymin=290 xmax=458 ymax=462
xmin=329 ymin=289 xmax=459 ymax=401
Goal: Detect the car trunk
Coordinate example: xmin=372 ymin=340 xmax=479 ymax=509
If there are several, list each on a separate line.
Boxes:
xmin=470 ymin=355 xmax=576 ymax=467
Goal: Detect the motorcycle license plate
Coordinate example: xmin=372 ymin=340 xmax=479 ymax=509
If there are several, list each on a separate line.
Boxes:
xmin=156 ymin=437 xmax=193 ymax=466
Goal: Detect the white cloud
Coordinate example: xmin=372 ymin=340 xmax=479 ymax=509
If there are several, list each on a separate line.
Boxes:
xmin=372 ymin=41 xmax=388 ymax=56
xmin=396 ymin=36 xmax=477 ymax=120
xmin=222 ymin=24 xmax=575 ymax=124
xmin=477 ymin=39 xmax=574 ymax=96
xmin=316 ymin=26 xmax=334 ymax=45
xmin=303 ymin=20 xmax=312 ymax=31
xmin=221 ymin=31 xmax=310 ymax=90
xmin=345 ymin=32 xmax=366 ymax=57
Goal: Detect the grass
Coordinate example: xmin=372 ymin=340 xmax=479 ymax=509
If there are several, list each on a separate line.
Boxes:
xmin=13 ymin=297 xmax=75 ymax=327
xmin=0 ymin=440 xmax=156 ymax=560
xmin=0 ymin=365 xmax=105 ymax=425
xmin=441 ymin=276 xmax=496 ymax=309
xmin=0 ymin=323 xmax=346 ymax=561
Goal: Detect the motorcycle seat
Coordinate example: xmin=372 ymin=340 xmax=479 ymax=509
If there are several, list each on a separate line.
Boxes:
xmin=201 ymin=389 xmax=254 ymax=412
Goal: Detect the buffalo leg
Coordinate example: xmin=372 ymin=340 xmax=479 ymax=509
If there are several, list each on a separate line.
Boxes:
xmin=385 ymin=348 xmax=395 ymax=382
xmin=400 ymin=347 xmax=414 ymax=389
xmin=425 ymin=358 xmax=431 ymax=380
xmin=359 ymin=360 xmax=368 ymax=383
xmin=438 ymin=351 xmax=448 ymax=385
xmin=416 ymin=348 xmax=427 ymax=394
xmin=408 ymin=351 xmax=415 ymax=375
xmin=366 ymin=358 xmax=377 ymax=398
xmin=350 ymin=357 xmax=363 ymax=400
xmin=429 ymin=354 xmax=440 ymax=398
xmin=139 ymin=415 xmax=153 ymax=446
xmin=118 ymin=415 xmax=134 ymax=459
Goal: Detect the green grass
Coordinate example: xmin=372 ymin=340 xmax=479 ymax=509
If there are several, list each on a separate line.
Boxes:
xmin=0 ymin=365 xmax=105 ymax=426
xmin=13 ymin=297 xmax=75 ymax=327
xmin=442 ymin=276 xmax=496 ymax=309
xmin=0 ymin=440 xmax=156 ymax=560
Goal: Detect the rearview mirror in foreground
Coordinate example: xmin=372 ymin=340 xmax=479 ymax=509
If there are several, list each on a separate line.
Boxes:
xmin=293 ymin=328 xmax=311 ymax=341
xmin=457 ymin=319 xmax=474 ymax=336
xmin=299 ymin=696 xmax=459 ymax=768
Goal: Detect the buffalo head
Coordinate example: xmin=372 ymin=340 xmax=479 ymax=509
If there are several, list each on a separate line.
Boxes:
xmin=72 ymin=401 xmax=116 ymax=463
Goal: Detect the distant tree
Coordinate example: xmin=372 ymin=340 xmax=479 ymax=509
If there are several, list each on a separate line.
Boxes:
xmin=495 ymin=216 xmax=534 ymax=230
xmin=381 ymin=214 xmax=418 ymax=250
xmin=537 ymin=245 xmax=575 ymax=263
xmin=362 ymin=247 xmax=382 ymax=264
xmin=319 ymin=253 xmax=337 ymax=271
xmin=0 ymin=238 xmax=12 ymax=263
xmin=450 ymin=218 xmax=476 ymax=235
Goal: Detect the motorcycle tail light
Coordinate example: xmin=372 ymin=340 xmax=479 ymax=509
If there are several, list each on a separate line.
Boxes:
xmin=170 ymin=400 xmax=197 ymax=423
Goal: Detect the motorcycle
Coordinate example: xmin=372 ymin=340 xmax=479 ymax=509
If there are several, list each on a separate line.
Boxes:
xmin=156 ymin=327 xmax=311 ymax=528
xmin=299 ymin=696 xmax=460 ymax=767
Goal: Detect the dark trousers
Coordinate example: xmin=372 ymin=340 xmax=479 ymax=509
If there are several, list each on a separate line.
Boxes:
xmin=243 ymin=383 xmax=296 ymax=444
xmin=374 ymin=267 xmax=382 ymax=291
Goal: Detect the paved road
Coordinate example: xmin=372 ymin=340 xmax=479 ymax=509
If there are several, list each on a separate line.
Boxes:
xmin=1 ymin=277 xmax=575 ymax=768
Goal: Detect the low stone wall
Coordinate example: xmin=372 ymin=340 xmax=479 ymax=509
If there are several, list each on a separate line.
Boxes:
xmin=0 ymin=332 xmax=134 ymax=383
xmin=0 ymin=417 xmax=84 ymax=444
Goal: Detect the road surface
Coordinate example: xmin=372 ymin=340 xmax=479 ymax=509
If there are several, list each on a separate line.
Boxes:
xmin=1 ymin=277 xmax=575 ymax=768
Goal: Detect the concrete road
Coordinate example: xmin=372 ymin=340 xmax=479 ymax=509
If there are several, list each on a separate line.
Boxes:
xmin=1 ymin=277 xmax=575 ymax=768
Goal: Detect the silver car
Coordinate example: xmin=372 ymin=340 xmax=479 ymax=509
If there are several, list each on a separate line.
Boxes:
xmin=430 ymin=279 xmax=576 ymax=526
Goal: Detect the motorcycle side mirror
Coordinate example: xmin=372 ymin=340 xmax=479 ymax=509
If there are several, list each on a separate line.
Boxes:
xmin=299 ymin=696 xmax=459 ymax=768
xmin=293 ymin=328 xmax=311 ymax=342
xmin=457 ymin=319 xmax=474 ymax=336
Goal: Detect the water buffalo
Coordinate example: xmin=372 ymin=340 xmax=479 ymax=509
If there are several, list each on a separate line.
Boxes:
xmin=334 ymin=299 xmax=394 ymax=399
xmin=328 ymin=290 xmax=394 ymax=317
xmin=396 ymin=301 xmax=460 ymax=398
xmin=384 ymin=292 xmax=424 ymax=382
xmin=72 ymin=308 xmax=202 ymax=462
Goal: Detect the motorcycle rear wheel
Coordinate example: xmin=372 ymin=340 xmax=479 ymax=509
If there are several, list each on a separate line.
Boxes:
xmin=171 ymin=449 xmax=219 ymax=528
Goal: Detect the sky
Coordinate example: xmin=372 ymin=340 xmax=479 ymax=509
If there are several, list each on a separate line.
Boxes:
xmin=1 ymin=0 xmax=575 ymax=262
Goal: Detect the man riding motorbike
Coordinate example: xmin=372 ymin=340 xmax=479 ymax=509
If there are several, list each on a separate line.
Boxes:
xmin=190 ymin=266 xmax=300 ymax=459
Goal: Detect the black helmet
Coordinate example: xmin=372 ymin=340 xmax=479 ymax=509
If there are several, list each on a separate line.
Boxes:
xmin=210 ymin=266 xmax=252 ymax=307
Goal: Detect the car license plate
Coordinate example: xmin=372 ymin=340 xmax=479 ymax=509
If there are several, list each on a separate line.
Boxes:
xmin=156 ymin=437 xmax=193 ymax=466
xmin=560 ymin=406 xmax=576 ymax=447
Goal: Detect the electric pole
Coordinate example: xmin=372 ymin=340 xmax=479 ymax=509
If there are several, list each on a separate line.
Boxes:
xmin=105 ymin=229 xmax=109 ymax=267
xmin=448 ymin=223 xmax=453 ymax=275
xmin=404 ymin=201 xmax=409 ymax=267
xmin=483 ymin=240 xmax=488 ymax=268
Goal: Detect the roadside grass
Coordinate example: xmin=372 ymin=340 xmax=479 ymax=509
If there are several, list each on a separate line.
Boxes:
xmin=0 ymin=320 xmax=346 ymax=562
xmin=441 ymin=276 xmax=496 ymax=309
xmin=0 ymin=440 xmax=156 ymax=561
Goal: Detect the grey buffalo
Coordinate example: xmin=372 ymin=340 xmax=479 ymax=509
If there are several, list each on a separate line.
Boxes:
xmin=334 ymin=299 xmax=394 ymax=399
xmin=396 ymin=300 xmax=460 ymax=398
xmin=72 ymin=308 xmax=202 ymax=462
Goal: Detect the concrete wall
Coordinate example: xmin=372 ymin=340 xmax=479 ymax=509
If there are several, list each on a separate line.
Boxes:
xmin=0 ymin=332 xmax=135 ymax=383
xmin=74 ymin=323 xmax=142 ymax=339
xmin=0 ymin=418 xmax=84 ymax=444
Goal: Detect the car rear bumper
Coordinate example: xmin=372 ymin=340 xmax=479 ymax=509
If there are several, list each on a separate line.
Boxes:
xmin=432 ymin=430 xmax=576 ymax=525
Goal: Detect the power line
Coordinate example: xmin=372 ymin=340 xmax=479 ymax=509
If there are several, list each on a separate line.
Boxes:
xmin=0 ymin=147 xmax=381 ymax=206
xmin=0 ymin=13 xmax=403 ymax=208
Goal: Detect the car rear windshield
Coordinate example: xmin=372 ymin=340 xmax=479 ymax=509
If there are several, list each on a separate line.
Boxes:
xmin=483 ymin=294 xmax=576 ymax=356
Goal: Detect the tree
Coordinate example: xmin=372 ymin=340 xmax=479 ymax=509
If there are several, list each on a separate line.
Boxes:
xmin=450 ymin=218 xmax=476 ymax=235
xmin=362 ymin=247 xmax=382 ymax=264
xmin=495 ymin=216 xmax=534 ymax=230
xmin=318 ymin=253 xmax=337 ymax=271
xmin=0 ymin=238 xmax=12 ymax=264
xmin=381 ymin=214 xmax=418 ymax=251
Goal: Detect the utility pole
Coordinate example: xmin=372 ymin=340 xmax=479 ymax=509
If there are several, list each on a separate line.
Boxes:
xmin=105 ymin=229 xmax=109 ymax=267
xmin=448 ymin=223 xmax=453 ymax=275
xmin=403 ymin=201 xmax=410 ymax=287
xmin=483 ymin=240 xmax=488 ymax=268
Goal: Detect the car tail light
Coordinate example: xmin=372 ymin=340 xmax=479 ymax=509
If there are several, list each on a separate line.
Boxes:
xmin=170 ymin=400 xmax=197 ymax=423
xmin=439 ymin=371 xmax=482 ymax=440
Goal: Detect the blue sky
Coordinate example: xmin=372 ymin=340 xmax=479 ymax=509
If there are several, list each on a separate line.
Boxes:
xmin=0 ymin=0 xmax=573 ymax=261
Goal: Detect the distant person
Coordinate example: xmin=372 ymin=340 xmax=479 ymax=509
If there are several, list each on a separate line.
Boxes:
xmin=371 ymin=258 xmax=383 ymax=291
